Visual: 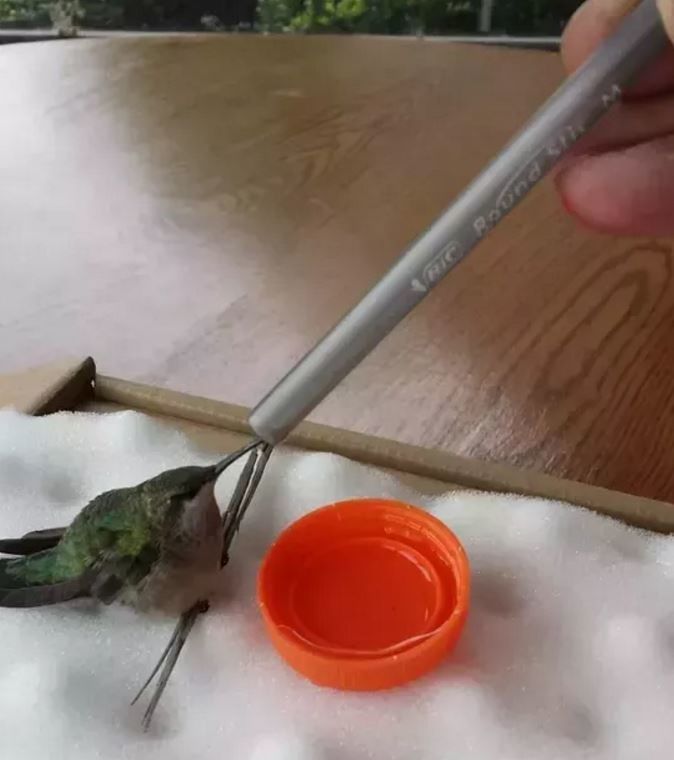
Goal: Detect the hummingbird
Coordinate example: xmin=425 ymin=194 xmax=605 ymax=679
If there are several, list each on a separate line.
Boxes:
xmin=0 ymin=438 xmax=272 ymax=728
xmin=0 ymin=463 xmax=227 ymax=613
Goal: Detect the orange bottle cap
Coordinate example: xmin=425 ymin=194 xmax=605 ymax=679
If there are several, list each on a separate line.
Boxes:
xmin=257 ymin=498 xmax=470 ymax=691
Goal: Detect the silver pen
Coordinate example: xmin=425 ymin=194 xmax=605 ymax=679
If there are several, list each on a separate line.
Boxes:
xmin=250 ymin=0 xmax=669 ymax=446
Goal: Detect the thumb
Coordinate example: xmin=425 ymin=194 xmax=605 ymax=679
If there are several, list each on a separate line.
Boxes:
xmin=657 ymin=0 xmax=674 ymax=41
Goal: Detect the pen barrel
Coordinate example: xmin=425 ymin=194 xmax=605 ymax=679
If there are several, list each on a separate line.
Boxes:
xmin=249 ymin=0 xmax=668 ymax=445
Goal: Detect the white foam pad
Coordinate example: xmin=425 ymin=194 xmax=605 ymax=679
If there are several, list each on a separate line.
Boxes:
xmin=1 ymin=408 xmax=673 ymax=759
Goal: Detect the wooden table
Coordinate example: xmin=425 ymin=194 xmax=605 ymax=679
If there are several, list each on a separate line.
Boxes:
xmin=1 ymin=34 xmax=673 ymax=503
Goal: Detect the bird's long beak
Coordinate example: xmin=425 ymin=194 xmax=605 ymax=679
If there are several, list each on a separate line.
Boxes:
xmin=213 ymin=439 xmax=263 ymax=476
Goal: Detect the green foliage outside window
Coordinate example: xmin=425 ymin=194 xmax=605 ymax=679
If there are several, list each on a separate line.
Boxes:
xmin=0 ymin=0 xmax=582 ymax=35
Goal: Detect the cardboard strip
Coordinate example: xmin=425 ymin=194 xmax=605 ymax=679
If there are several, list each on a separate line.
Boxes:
xmin=3 ymin=358 xmax=670 ymax=533
xmin=0 ymin=357 xmax=95 ymax=415
xmin=93 ymin=374 xmax=674 ymax=533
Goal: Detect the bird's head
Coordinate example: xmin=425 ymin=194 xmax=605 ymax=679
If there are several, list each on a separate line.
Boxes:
xmin=143 ymin=465 xmax=217 ymax=501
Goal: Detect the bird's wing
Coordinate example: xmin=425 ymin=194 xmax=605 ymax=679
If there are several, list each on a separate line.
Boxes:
xmin=0 ymin=527 xmax=67 ymax=556
xmin=0 ymin=569 xmax=96 ymax=607
xmin=75 ymin=491 xmax=167 ymax=604
xmin=89 ymin=543 xmax=161 ymax=604
xmin=0 ymin=548 xmax=96 ymax=608
xmin=0 ymin=540 xmax=160 ymax=608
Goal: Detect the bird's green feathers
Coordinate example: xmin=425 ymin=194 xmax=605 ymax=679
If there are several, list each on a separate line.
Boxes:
xmin=0 ymin=464 xmax=218 ymax=608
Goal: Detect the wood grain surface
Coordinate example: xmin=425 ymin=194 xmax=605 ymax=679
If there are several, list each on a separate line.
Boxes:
xmin=1 ymin=34 xmax=673 ymax=502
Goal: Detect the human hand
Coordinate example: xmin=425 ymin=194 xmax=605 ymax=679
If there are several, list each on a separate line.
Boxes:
xmin=556 ymin=0 xmax=674 ymax=236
